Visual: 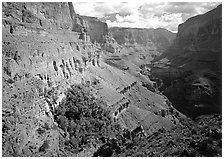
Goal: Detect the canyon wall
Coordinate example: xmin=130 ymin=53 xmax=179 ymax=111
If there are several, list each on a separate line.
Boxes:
xmin=154 ymin=4 xmax=222 ymax=72
xmin=109 ymin=27 xmax=176 ymax=52
xmin=176 ymin=4 xmax=221 ymax=50
xmin=151 ymin=4 xmax=222 ymax=117
xmin=2 ymin=2 xmax=105 ymax=157
xmin=2 ymin=2 xmax=108 ymax=85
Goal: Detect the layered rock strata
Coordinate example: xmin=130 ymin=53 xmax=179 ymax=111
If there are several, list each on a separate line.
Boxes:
xmin=109 ymin=27 xmax=176 ymax=52
xmin=2 ymin=2 xmax=184 ymax=157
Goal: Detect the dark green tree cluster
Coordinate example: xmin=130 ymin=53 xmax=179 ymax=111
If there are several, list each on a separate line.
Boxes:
xmin=54 ymin=84 xmax=121 ymax=154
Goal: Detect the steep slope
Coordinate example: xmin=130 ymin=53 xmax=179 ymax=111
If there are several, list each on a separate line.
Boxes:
xmin=2 ymin=2 xmax=183 ymax=157
xmin=151 ymin=5 xmax=222 ymax=117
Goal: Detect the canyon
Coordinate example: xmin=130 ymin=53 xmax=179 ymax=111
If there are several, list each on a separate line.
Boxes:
xmin=2 ymin=2 xmax=222 ymax=157
xmin=151 ymin=4 xmax=222 ymax=117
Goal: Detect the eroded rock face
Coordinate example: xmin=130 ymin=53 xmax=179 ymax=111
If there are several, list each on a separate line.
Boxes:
xmin=2 ymin=2 xmax=185 ymax=157
xmin=2 ymin=2 xmax=104 ymax=84
xmin=2 ymin=2 xmax=74 ymax=30
xmin=81 ymin=16 xmax=108 ymax=43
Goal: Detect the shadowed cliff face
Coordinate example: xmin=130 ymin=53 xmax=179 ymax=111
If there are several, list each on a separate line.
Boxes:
xmin=153 ymin=5 xmax=222 ymax=71
xmin=177 ymin=5 xmax=221 ymax=51
xmin=151 ymin=5 xmax=222 ymax=117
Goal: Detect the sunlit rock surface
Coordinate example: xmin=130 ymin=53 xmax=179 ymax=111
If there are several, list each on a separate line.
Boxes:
xmin=2 ymin=2 xmax=184 ymax=157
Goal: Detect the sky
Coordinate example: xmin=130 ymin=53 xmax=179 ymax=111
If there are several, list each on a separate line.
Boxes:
xmin=73 ymin=1 xmax=221 ymax=33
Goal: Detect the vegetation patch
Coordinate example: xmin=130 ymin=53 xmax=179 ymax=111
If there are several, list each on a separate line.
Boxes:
xmin=54 ymin=84 xmax=121 ymax=154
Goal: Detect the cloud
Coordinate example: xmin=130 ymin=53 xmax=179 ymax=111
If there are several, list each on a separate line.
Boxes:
xmin=93 ymin=3 xmax=115 ymax=16
xmin=165 ymin=3 xmax=197 ymax=14
xmin=73 ymin=2 xmax=221 ymax=32
xmin=138 ymin=2 xmax=166 ymax=19
xmin=73 ymin=2 xmax=93 ymax=15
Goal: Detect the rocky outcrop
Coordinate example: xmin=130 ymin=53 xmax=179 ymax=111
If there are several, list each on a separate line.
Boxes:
xmin=102 ymin=33 xmax=120 ymax=53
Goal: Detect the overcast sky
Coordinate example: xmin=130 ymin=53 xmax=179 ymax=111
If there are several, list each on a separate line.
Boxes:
xmin=73 ymin=2 xmax=221 ymax=33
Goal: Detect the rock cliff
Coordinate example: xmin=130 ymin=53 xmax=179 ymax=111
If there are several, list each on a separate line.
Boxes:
xmin=151 ymin=5 xmax=222 ymax=117
xmin=81 ymin=15 xmax=108 ymax=43
xmin=153 ymin=4 xmax=221 ymax=70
